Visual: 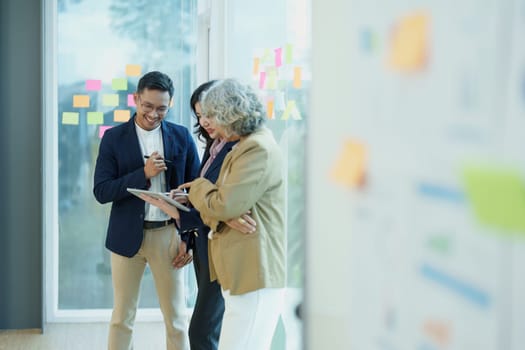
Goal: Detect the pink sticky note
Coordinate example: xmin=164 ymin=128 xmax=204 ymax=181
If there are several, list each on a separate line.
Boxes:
xmin=99 ymin=125 xmax=112 ymax=139
xmin=128 ymin=94 xmax=136 ymax=107
xmin=274 ymin=48 xmax=283 ymax=67
xmin=259 ymin=71 xmax=266 ymax=89
xmin=86 ymin=80 xmax=102 ymax=91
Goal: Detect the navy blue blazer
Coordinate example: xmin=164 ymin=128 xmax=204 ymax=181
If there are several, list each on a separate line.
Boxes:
xmin=93 ymin=116 xmax=200 ymax=257
xmin=178 ymin=141 xmax=237 ymax=257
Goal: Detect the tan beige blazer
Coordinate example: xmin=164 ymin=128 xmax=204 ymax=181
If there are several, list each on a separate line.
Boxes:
xmin=188 ymin=127 xmax=286 ymax=295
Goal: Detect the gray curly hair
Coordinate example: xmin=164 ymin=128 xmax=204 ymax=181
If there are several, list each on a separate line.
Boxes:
xmin=200 ymin=79 xmax=266 ymax=137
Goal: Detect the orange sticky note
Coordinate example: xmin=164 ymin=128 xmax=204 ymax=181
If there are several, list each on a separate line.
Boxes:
xmin=253 ymin=58 xmax=260 ymax=75
xmin=114 ymin=110 xmax=130 ymax=122
xmin=293 ymin=67 xmax=302 ymax=89
xmin=266 ymin=100 xmax=274 ymax=119
xmin=330 ymin=139 xmax=367 ymax=188
xmin=388 ymin=11 xmax=429 ymax=72
xmin=423 ymin=320 xmax=451 ymax=347
xmin=125 ymin=64 xmax=142 ymax=77
xmin=73 ymin=95 xmax=90 ymax=108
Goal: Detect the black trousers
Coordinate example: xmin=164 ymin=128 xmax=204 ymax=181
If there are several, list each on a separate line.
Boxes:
xmin=189 ymin=234 xmax=225 ymax=350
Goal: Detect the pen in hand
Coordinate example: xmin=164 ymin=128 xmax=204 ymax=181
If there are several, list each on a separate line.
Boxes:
xmin=144 ymin=155 xmax=172 ymax=163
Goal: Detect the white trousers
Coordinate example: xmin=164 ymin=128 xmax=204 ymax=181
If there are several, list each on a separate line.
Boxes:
xmin=108 ymin=225 xmax=189 ymax=350
xmin=218 ymin=288 xmax=285 ymax=350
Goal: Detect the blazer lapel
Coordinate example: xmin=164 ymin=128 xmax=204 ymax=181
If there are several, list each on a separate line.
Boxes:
xmin=125 ymin=115 xmax=144 ymax=167
xmin=204 ymin=141 xmax=237 ymax=178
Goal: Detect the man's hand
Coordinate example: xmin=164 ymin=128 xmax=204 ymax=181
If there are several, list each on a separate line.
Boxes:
xmin=172 ymin=240 xmax=193 ymax=269
xmin=144 ymin=151 xmax=168 ymax=179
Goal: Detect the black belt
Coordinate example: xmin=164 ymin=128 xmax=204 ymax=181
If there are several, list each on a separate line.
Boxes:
xmin=143 ymin=219 xmax=174 ymax=230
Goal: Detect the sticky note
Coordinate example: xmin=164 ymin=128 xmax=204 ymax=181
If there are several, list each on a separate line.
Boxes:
xmin=103 ymin=94 xmax=119 ymax=107
xmin=259 ymin=72 xmax=266 ymax=89
xmin=388 ymin=12 xmax=429 ymax=71
xmin=267 ymin=70 xmax=277 ymax=90
xmin=261 ymin=48 xmax=272 ymax=63
xmin=86 ymin=80 xmax=102 ymax=91
xmin=127 ymin=94 xmax=136 ymax=107
xmin=112 ymin=78 xmax=128 ymax=91
xmin=253 ymin=58 xmax=260 ymax=75
xmin=293 ymin=67 xmax=302 ymax=89
xmin=274 ymin=47 xmax=283 ymax=67
xmin=99 ymin=125 xmax=112 ymax=139
xmin=423 ymin=320 xmax=451 ymax=347
xmin=360 ymin=29 xmax=377 ymax=52
xmin=281 ymin=100 xmax=302 ymax=120
xmin=266 ymin=100 xmax=274 ymax=119
xmin=125 ymin=64 xmax=142 ymax=77
xmin=330 ymin=139 xmax=366 ymax=188
xmin=114 ymin=109 xmax=131 ymax=122
xmin=87 ymin=111 xmax=104 ymax=125
xmin=285 ymin=44 xmax=293 ymax=64
xmin=73 ymin=95 xmax=90 ymax=108
xmin=463 ymin=166 xmax=525 ymax=234
xmin=62 ymin=112 xmax=79 ymax=125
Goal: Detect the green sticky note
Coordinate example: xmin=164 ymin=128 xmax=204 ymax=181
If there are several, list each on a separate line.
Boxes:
xmin=112 ymin=78 xmax=128 ymax=91
xmin=463 ymin=165 xmax=525 ymax=234
xmin=62 ymin=112 xmax=79 ymax=125
xmin=103 ymin=94 xmax=119 ymax=107
xmin=87 ymin=111 xmax=104 ymax=125
xmin=285 ymin=44 xmax=293 ymax=64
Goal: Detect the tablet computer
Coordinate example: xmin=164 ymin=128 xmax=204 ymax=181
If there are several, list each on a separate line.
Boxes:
xmin=127 ymin=188 xmax=191 ymax=212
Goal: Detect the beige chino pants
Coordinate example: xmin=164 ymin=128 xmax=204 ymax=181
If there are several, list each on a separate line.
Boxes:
xmin=108 ymin=224 xmax=189 ymax=350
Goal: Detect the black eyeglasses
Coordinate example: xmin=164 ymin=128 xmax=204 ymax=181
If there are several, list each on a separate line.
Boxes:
xmin=138 ymin=96 xmax=169 ymax=115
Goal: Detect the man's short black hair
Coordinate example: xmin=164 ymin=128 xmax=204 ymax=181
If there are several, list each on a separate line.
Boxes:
xmin=137 ymin=71 xmax=174 ymax=99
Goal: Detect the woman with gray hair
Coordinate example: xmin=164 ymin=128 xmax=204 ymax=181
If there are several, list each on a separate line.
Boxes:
xmin=181 ymin=78 xmax=286 ymax=349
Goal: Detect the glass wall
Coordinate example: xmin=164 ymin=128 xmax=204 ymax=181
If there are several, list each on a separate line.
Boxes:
xmin=217 ymin=0 xmax=310 ymax=348
xmin=55 ymin=0 xmax=198 ymax=311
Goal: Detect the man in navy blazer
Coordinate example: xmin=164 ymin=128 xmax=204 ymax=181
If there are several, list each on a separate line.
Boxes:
xmin=93 ymin=71 xmax=199 ymax=350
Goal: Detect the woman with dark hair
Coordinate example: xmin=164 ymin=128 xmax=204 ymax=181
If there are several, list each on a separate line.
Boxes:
xmin=182 ymin=78 xmax=286 ymax=350
xmin=147 ymin=80 xmax=255 ymax=350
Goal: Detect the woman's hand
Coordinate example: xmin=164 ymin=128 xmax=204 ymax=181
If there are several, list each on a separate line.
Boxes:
xmin=226 ymin=211 xmax=256 ymax=234
xmin=138 ymin=193 xmax=180 ymax=220
xmin=169 ymin=188 xmax=189 ymax=205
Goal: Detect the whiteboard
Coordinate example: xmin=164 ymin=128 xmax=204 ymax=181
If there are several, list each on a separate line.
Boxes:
xmin=307 ymin=0 xmax=525 ymax=349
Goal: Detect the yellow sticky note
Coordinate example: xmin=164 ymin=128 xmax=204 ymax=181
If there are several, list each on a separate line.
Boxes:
xmin=388 ymin=12 xmax=429 ymax=72
xmin=281 ymin=100 xmax=302 ymax=120
xmin=125 ymin=64 xmax=142 ymax=77
xmin=261 ymin=48 xmax=272 ymax=63
xmin=62 ymin=112 xmax=79 ymax=125
xmin=253 ymin=58 xmax=260 ymax=75
xmin=112 ymin=78 xmax=128 ymax=91
xmin=293 ymin=67 xmax=302 ymax=89
xmin=330 ymin=139 xmax=367 ymax=188
xmin=103 ymin=94 xmax=119 ymax=107
xmin=114 ymin=110 xmax=130 ymax=122
xmin=87 ymin=111 xmax=104 ymax=125
xmin=73 ymin=95 xmax=90 ymax=108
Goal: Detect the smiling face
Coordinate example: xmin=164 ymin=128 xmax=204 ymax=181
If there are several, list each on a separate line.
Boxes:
xmin=196 ymin=102 xmax=223 ymax=140
xmin=134 ymin=88 xmax=171 ymax=131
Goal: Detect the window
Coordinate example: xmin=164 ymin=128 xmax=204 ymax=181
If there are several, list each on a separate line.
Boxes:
xmin=46 ymin=0 xmax=198 ymax=319
xmin=211 ymin=0 xmax=310 ymax=348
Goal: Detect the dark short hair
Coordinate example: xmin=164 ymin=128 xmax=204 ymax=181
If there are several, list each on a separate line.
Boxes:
xmin=137 ymin=71 xmax=174 ymax=99
xmin=191 ymin=80 xmax=217 ymax=148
